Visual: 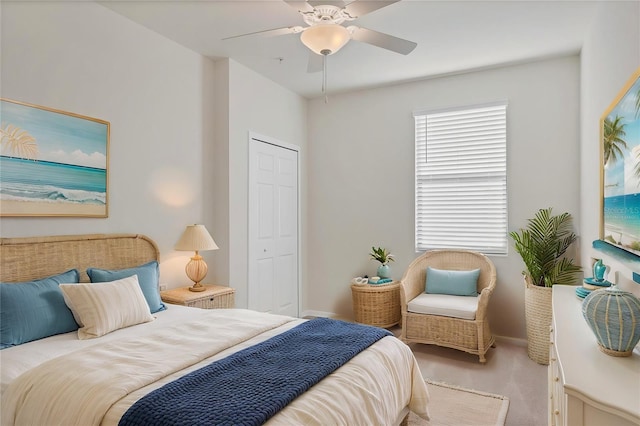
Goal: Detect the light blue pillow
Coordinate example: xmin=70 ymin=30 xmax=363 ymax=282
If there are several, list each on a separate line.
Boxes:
xmin=1 ymin=269 xmax=80 ymax=349
xmin=87 ymin=261 xmax=165 ymax=313
xmin=425 ymin=267 xmax=480 ymax=296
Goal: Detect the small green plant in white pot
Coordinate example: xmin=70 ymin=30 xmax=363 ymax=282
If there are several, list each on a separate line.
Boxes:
xmin=370 ymin=246 xmax=394 ymax=279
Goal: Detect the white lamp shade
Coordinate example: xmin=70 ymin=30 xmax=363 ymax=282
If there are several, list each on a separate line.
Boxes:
xmin=300 ymin=24 xmax=350 ymax=55
xmin=175 ymin=224 xmax=219 ymax=252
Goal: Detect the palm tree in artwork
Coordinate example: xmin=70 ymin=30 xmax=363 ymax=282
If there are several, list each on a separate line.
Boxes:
xmin=634 ymin=88 xmax=640 ymax=183
xmin=634 ymin=148 xmax=640 ymax=184
xmin=633 ymin=87 xmax=640 ymax=185
xmin=603 ymin=115 xmax=627 ymax=167
xmin=0 ymin=124 xmax=38 ymax=160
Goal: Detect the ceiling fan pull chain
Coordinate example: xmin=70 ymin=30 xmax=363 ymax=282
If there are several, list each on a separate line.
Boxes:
xmin=322 ymin=50 xmax=329 ymax=103
xmin=322 ymin=53 xmax=326 ymax=93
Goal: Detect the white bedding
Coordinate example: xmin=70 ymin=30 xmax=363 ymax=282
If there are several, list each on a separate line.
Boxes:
xmin=0 ymin=306 xmax=430 ymax=426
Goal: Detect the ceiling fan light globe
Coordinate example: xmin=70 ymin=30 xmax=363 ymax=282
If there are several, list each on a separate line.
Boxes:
xmin=300 ymin=24 xmax=350 ymax=55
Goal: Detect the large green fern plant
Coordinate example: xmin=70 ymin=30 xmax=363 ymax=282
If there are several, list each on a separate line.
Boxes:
xmin=509 ymin=207 xmax=582 ymax=287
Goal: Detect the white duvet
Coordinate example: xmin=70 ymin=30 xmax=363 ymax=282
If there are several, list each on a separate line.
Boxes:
xmin=0 ymin=306 xmax=429 ymax=426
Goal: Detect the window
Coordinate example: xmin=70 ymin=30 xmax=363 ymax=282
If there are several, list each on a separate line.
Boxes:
xmin=414 ymin=102 xmax=507 ymax=255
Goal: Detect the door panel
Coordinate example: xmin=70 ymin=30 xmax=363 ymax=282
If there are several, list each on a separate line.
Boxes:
xmin=275 ymin=253 xmax=295 ymax=312
xmin=256 ymin=258 xmax=274 ymax=312
xmin=249 ymin=136 xmax=299 ymax=317
xmin=279 ymin=187 xmax=294 ymax=236
xmin=258 ymin=183 xmax=274 ymax=239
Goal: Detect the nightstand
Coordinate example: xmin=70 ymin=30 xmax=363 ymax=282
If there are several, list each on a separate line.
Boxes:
xmin=351 ymin=281 xmax=401 ymax=328
xmin=160 ymin=285 xmax=235 ymax=309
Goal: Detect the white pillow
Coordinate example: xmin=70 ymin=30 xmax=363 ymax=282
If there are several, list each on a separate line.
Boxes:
xmin=60 ymin=275 xmax=154 ymax=340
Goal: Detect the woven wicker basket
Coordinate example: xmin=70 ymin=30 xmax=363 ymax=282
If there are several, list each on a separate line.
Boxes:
xmin=351 ymin=282 xmax=401 ymax=328
xmin=524 ymin=276 xmax=552 ymax=365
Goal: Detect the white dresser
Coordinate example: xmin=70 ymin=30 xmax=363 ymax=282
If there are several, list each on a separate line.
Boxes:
xmin=549 ymin=285 xmax=640 ymax=426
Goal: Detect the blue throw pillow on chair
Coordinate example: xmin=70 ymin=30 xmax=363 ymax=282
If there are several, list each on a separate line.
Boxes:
xmin=425 ymin=267 xmax=480 ymax=296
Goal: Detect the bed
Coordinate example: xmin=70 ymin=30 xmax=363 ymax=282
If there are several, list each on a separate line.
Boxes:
xmin=0 ymin=233 xmax=429 ymax=426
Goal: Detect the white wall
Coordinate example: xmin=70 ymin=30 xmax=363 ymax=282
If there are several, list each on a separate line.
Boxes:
xmin=0 ymin=4 xmax=310 ymax=306
xmin=209 ymin=60 xmax=231 ymax=290
xmin=0 ymin=2 xmax=217 ymax=287
xmin=221 ymin=59 xmax=308 ymax=309
xmin=307 ymin=56 xmax=581 ymax=338
xmin=580 ymin=1 xmax=640 ymax=295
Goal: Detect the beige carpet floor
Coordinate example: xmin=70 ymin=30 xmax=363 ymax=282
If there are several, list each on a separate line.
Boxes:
xmin=391 ymin=327 xmax=548 ymax=426
xmin=408 ymin=380 xmax=509 ymax=426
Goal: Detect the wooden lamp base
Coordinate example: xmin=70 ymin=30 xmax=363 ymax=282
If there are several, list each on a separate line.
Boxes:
xmin=189 ymin=282 xmax=206 ymax=292
xmin=185 ymin=254 xmax=208 ymax=292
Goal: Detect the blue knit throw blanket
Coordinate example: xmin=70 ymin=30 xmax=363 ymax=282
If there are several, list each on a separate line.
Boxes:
xmin=119 ymin=318 xmax=391 ymax=426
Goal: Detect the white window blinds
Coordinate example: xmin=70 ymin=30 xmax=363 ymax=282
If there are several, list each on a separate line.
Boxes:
xmin=414 ymin=102 xmax=508 ymax=255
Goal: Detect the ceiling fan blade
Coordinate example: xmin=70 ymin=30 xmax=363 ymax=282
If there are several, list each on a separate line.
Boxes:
xmin=343 ymin=0 xmax=400 ymax=18
xmin=349 ymin=26 xmax=416 ymax=55
xmin=307 ymin=0 xmax=346 ymax=8
xmin=283 ymin=1 xmax=314 ymax=13
xmin=222 ymin=26 xmax=304 ymax=41
xmin=307 ymin=52 xmax=324 ymax=73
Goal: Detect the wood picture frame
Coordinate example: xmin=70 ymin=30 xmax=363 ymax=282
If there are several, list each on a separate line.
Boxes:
xmin=600 ymin=68 xmax=640 ymax=259
xmin=0 ymin=98 xmax=109 ymax=217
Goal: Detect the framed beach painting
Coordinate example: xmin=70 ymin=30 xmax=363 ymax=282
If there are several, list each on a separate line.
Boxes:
xmin=0 ymin=99 xmax=109 ymax=217
xmin=600 ymin=67 xmax=640 ymax=259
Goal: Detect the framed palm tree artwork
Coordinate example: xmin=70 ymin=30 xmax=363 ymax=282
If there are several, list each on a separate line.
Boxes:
xmin=0 ymin=99 xmax=109 ymax=217
xmin=600 ymin=67 xmax=640 ymax=259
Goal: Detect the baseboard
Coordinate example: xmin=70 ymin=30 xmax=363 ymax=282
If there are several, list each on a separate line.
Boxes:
xmin=494 ymin=334 xmax=527 ymax=348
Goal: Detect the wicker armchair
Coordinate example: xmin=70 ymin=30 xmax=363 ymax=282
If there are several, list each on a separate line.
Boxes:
xmin=399 ymin=249 xmax=497 ymax=363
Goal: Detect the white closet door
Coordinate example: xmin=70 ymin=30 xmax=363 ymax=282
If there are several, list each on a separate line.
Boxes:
xmin=248 ymin=136 xmax=299 ymax=317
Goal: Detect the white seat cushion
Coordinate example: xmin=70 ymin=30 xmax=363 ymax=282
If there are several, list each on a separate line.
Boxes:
xmin=407 ymin=293 xmax=478 ymax=320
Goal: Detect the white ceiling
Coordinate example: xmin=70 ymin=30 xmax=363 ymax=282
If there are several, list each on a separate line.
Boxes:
xmin=100 ymin=0 xmax=599 ymax=99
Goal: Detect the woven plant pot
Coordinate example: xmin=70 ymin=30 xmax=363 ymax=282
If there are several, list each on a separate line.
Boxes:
xmin=524 ymin=276 xmax=552 ymax=365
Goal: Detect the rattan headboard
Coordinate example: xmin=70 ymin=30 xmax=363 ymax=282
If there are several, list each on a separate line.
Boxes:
xmin=0 ymin=234 xmax=160 ymax=283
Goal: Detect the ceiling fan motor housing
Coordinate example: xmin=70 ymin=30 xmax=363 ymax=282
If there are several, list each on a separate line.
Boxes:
xmin=301 ymin=5 xmax=356 ymax=26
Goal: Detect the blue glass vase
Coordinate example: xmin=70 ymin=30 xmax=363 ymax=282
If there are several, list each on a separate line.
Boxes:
xmin=377 ymin=264 xmax=390 ymax=279
xmin=593 ymin=259 xmax=606 ymax=281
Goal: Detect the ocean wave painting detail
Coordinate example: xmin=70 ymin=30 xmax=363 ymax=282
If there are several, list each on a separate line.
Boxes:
xmin=1 ymin=98 xmax=109 ymax=217
xmin=604 ymin=193 xmax=640 ymax=240
xmin=0 ymin=156 xmax=106 ymax=205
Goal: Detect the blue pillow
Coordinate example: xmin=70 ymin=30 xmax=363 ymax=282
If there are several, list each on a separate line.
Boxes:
xmin=87 ymin=261 xmax=165 ymax=313
xmin=1 ymin=269 xmax=80 ymax=349
xmin=425 ymin=267 xmax=480 ymax=296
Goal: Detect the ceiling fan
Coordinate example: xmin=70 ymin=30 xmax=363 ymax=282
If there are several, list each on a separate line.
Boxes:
xmin=223 ymin=0 xmax=417 ymax=95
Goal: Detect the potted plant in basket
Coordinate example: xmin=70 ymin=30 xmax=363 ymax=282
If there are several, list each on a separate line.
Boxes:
xmin=370 ymin=246 xmax=394 ymax=279
xmin=509 ymin=207 xmax=582 ymax=365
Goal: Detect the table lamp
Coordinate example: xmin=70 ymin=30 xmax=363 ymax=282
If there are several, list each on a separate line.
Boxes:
xmin=175 ymin=224 xmax=219 ymax=292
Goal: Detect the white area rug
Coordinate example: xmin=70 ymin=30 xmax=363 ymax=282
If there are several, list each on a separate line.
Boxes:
xmin=408 ymin=380 xmax=510 ymax=426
